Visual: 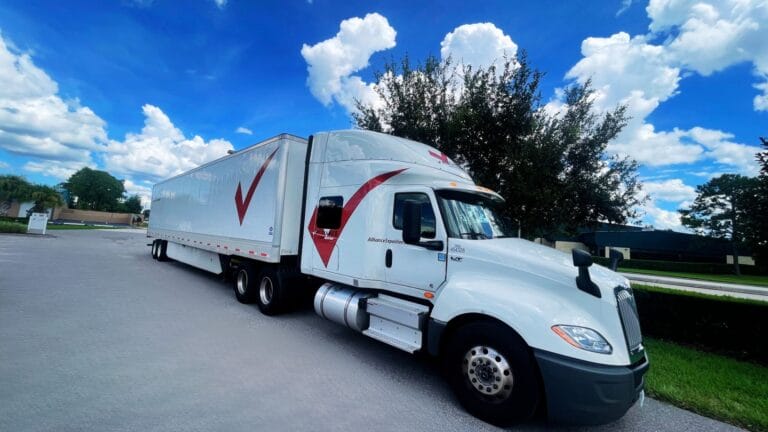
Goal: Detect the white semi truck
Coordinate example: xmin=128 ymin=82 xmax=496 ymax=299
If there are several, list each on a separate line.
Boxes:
xmin=148 ymin=130 xmax=648 ymax=426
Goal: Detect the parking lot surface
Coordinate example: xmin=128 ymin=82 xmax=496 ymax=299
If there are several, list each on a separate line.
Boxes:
xmin=0 ymin=230 xmax=744 ymax=431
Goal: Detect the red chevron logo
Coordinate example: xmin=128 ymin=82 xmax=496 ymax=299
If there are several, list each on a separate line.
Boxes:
xmin=235 ymin=148 xmax=279 ymax=225
xmin=307 ymin=168 xmax=407 ymax=267
xmin=429 ymin=150 xmax=450 ymax=164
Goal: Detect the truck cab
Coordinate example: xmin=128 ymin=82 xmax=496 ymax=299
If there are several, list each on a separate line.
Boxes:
xmin=301 ymin=130 xmax=648 ymax=425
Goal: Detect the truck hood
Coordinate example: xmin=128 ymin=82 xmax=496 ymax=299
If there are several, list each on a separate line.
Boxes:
xmin=447 ymin=237 xmax=629 ymax=298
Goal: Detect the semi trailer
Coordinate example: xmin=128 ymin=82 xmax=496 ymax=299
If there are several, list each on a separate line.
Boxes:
xmin=148 ymin=130 xmax=648 ymax=426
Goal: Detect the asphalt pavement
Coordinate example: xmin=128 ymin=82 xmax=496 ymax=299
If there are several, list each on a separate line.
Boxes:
xmin=0 ymin=230 xmax=745 ymax=432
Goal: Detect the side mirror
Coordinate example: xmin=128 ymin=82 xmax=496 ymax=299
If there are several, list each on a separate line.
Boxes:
xmin=402 ymin=200 xmax=422 ymax=245
xmin=572 ymin=248 xmax=600 ymax=298
xmin=572 ymin=248 xmax=593 ymax=268
xmin=608 ymin=248 xmax=624 ymax=271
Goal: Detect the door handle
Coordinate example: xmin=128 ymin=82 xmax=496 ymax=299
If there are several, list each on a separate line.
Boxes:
xmin=385 ymin=249 xmax=392 ymax=268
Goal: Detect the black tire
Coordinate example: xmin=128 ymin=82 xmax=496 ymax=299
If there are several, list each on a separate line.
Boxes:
xmin=233 ymin=263 xmax=258 ymax=304
xmin=151 ymin=240 xmax=159 ymax=260
xmin=443 ymin=321 xmax=540 ymax=426
xmin=254 ymin=266 xmax=285 ymax=315
xmin=157 ymin=240 xmax=168 ymax=261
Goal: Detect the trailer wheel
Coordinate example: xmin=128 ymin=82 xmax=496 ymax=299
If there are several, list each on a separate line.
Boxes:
xmin=443 ymin=321 xmax=540 ymax=426
xmin=234 ymin=263 xmax=257 ymax=304
xmin=151 ymin=240 xmax=159 ymax=260
xmin=255 ymin=266 xmax=284 ymax=316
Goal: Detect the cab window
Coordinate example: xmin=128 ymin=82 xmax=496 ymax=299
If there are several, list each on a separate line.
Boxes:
xmin=393 ymin=193 xmax=436 ymax=239
xmin=317 ymin=196 xmax=343 ymax=229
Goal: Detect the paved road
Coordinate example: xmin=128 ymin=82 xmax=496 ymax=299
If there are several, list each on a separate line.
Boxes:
xmin=0 ymin=231 xmax=744 ymax=432
xmin=623 ymin=272 xmax=768 ymax=302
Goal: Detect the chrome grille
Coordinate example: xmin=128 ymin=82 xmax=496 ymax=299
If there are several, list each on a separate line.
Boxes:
xmin=616 ymin=288 xmax=643 ymax=352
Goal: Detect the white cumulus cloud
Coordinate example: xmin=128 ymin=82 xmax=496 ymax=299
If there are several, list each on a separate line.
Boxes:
xmin=0 ymin=34 xmax=107 ymax=163
xmin=556 ymin=3 xmax=763 ymax=173
xmin=301 ymin=13 xmax=396 ymax=113
xmin=644 ymin=201 xmax=686 ymax=231
xmin=753 ymin=81 xmax=768 ymax=111
xmin=647 ymin=0 xmax=768 ymax=110
xmin=563 ymin=32 xmax=695 ymax=167
xmin=643 ymin=178 xmax=697 ymax=203
xmin=440 ymin=23 xmax=517 ymax=69
xmin=235 ymin=126 xmax=252 ymax=135
xmin=104 ymin=104 xmax=234 ymax=180
xmin=23 ymin=159 xmax=92 ymax=180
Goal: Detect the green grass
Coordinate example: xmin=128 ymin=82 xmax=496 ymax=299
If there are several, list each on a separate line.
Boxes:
xmin=645 ymin=338 xmax=768 ymax=431
xmin=0 ymin=221 xmax=26 ymax=233
xmin=632 ymin=283 xmax=768 ymax=305
xmin=45 ymin=224 xmax=120 ymax=230
xmin=622 ymin=267 xmax=768 ymax=287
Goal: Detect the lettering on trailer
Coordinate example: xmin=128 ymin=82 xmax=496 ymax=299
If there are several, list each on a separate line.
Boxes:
xmin=308 ymin=168 xmax=407 ymax=267
xmin=234 ymin=148 xmax=279 ymax=225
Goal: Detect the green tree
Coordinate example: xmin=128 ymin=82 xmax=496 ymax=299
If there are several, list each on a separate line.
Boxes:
xmin=742 ymin=137 xmax=768 ymax=272
xmin=0 ymin=175 xmax=34 ymax=203
xmin=122 ymin=194 xmax=143 ymax=214
xmin=27 ymin=185 xmax=63 ymax=216
xmin=679 ymin=174 xmax=759 ymax=275
xmin=64 ymin=168 xmax=125 ymax=212
xmin=354 ymin=54 xmax=643 ymax=237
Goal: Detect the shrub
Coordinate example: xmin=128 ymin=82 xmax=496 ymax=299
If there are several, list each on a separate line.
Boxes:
xmin=633 ymin=285 xmax=768 ymax=364
xmin=594 ymin=256 xmax=765 ymax=275
xmin=0 ymin=221 xmax=27 ymax=234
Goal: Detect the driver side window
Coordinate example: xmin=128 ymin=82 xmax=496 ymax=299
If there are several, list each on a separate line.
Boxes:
xmin=393 ymin=193 xmax=436 ymax=239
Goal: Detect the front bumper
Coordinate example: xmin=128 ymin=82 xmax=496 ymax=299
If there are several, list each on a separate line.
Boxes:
xmin=534 ymin=349 xmax=649 ymax=425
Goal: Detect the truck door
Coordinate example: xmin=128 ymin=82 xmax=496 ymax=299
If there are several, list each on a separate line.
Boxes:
xmin=384 ymin=190 xmax=447 ymax=291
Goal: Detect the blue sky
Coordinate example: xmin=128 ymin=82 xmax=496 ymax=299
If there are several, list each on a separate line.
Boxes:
xmin=0 ymin=0 xmax=765 ymax=230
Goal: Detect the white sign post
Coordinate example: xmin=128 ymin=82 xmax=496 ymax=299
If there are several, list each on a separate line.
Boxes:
xmin=27 ymin=212 xmax=48 ymax=235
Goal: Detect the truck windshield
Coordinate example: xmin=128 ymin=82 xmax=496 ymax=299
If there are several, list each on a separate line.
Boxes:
xmin=435 ymin=189 xmax=515 ymax=239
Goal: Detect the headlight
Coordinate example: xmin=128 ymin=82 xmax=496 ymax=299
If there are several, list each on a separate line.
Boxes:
xmin=552 ymin=325 xmax=612 ymax=354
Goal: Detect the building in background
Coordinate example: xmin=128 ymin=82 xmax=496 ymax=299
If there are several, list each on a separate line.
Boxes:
xmin=539 ymin=223 xmax=754 ymax=265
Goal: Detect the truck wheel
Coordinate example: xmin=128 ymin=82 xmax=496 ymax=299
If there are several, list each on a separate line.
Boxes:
xmin=234 ymin=264 xmax=257 ymax=304
xmin=255 ymin=266 xmax=284 ymax=316
xmin=151 ymin=240 xmax=159 ymax=260
xmin=443 ymin=321 xmax=540 ymax=426
xmin=157 ymin=240 xmax=168 ymax=261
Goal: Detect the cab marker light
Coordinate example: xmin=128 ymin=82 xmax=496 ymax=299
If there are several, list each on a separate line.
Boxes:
xmin=424 ymin=292 xmax=434 ymax=299
xmin=552 ymin=325 xmax=612 ymax=354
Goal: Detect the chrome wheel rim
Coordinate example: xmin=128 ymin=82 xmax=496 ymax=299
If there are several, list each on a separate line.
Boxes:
xmin=236 ymin=270 xmax=248 ymax=295
xmin=259 ymin=277 xmax=273 ymax=305
xmin=462 ymin=345 xmax=514 ymax=401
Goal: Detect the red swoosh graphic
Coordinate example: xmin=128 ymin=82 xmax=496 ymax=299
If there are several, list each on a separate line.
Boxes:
xmin=307 ymin=168 xmax=407 ymax=267
xmin=428 ymin=150 xmax=450 ymax=164
xmin=235 ymin=148 xmax=279 ymax=225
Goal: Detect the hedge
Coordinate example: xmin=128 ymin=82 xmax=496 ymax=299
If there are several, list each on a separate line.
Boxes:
xmin=0 ymin=221 xmax=26 ymax=233
xmin=594 ymin=256 xmax=765 ymax=276
xmin=632 ymin=285 xmax=768 ymax=364
xmin=0 ymin=216 xmax=29 ymax=224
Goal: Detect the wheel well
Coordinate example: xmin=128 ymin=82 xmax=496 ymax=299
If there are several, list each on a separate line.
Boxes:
xmin=437 ymin=313 xmax=528 ymax=357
